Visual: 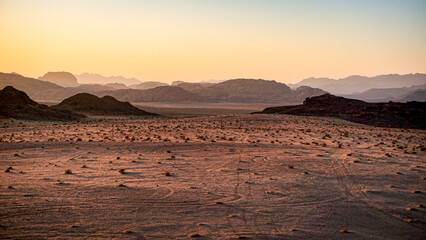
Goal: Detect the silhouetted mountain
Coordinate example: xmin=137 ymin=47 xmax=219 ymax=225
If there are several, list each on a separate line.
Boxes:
xmin=76 ymin=84 xmax=115 ymax=92
xmin=295 ymin=74 xmax=426 ymax=94
xmin=105 ymin=83 xmax=129 ymax=89
xmin=53 ymin=93 xmax=157 ymax=116
xmin=171 ymin=81 xmax=185 ymax=85
xmin=257 ymin=94 xmax=426 ymax=129
xmin=76 ymin=73 xmax=142 ymax=85
xmin=190 ymin=79 xmax=326 ymax=103
xmin=96 ymin=86 xmax=210 ymax=102
xmin=344 ymin=84 xmax=426 ymax=102
xmin=39 ymin=72 xmax=79 ymax=87
xmin=129 ymin=81 xmax=168 ymax=90
xmin=0 ymin=86 xmax=84 ymax=121
xmin=174 ymin=82 xmax=215 ymax=92
xmin=397 ymin=90 xmax=426 ymax=102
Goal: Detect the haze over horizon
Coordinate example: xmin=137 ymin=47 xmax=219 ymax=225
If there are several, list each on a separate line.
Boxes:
xmin=1 ymin=0 xmax=425 ymax=84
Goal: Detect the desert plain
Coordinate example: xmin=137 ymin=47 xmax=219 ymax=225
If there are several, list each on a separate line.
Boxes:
xmin=0 ymin=114 xmax=425 ymax=239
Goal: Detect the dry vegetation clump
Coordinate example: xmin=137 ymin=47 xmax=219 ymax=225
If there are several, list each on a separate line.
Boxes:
xmin=287 ymin=164 xmax=294 ymax=169
xmin=118 ymin=169 xmax=126 ymax=174
xmin=164 ymin=172 xmax=172 ymax=176
xmin=188 ymin=233 xmax=201 ymax=238
xmin=236 ymin=236 xmax=248 ymax=239
xmin=122 ymin=229 xmax=133 ymax=234
xmin=64 ymin=169 xmax=72 ymax=174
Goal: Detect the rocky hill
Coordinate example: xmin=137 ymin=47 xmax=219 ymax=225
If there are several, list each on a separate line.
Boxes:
xmin=257 ymin=94 xmax=426 ymax=129
xmin=39 ymin=72 xmax=79 ymax=87
xmin=0 ymin=86 xmax=85 ymax=121
xmin=53 ymin=93 xmax=157 ymax=116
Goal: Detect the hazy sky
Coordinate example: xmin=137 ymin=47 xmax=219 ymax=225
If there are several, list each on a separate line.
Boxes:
xmin=0 ymin=0 xmax=425 ymax=83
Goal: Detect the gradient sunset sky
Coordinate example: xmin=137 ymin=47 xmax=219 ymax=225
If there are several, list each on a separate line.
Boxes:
xmin=0 ymin=0 xmax=425 ymax=83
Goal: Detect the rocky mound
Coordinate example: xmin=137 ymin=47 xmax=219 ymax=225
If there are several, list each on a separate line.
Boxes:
xmin=39 ymin=72 xmax=79 ymax=87
xmin=53 ymin=93 xmax=158 ymax=116
xmin=256 ymin=94 xmax=426 ymax=129
xmin=0 ymin=86 xmax=85 ymax=121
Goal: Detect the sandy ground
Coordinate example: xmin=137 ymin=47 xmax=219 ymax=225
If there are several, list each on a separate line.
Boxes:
xmin=0 ymin=114 xmax=425 ymax=239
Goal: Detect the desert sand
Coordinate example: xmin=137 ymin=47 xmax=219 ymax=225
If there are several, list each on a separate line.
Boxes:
xmin=0 ymin=114 xmax=425 ymax=239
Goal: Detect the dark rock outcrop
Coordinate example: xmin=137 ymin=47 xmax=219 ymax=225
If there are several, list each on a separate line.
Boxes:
xmin=256 ymin=94 xmax=426 ymax=129
xmin=0 ymin=86 xmax=85 ymax=121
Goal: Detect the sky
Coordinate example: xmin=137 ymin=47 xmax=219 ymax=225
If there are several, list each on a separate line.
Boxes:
xmin=0 ymin=0 xmax=425 ymax=84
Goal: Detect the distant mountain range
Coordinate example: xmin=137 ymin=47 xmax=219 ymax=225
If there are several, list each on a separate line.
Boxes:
xmin=0 ymin=72 xmax=326 ymax=103
xmin=75 ymin=73 xmax=142 ymax=85
xmin=2 ymin=71 xmax=425 ymax=103
xmin=95 ymin=86 xmax=209 ymax=102
xmin=130 ymin=81 xmax=168 ymax=90
xmin=344 ymin=84 xmax=426 ymax=102
xmin=291 ymin=74 xmax=426 ymax=95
